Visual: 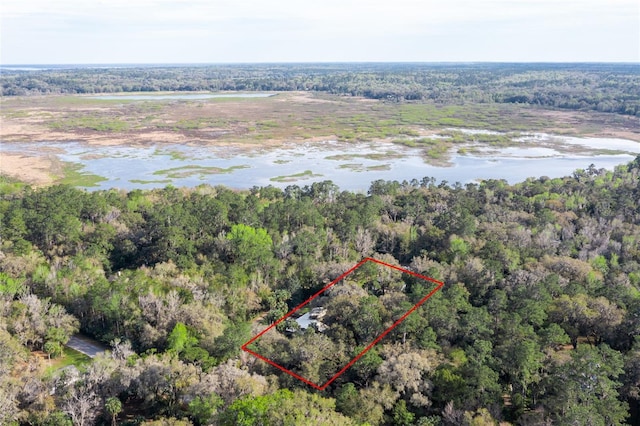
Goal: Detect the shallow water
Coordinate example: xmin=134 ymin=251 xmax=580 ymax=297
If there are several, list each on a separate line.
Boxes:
xmin=2 ymin=134 xmax=638 ymax=191
xmin=513 ymin=133 xmax=640 ymax=153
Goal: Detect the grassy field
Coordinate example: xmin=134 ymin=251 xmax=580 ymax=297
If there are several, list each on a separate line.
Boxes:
xmin=43 ymin=347 xmax=92 ymax=378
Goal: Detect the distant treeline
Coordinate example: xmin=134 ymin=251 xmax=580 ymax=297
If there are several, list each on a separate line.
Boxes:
xmin=2 ymin=63 xmax=639 ymax=116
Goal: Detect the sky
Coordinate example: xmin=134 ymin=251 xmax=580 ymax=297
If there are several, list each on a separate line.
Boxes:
xmin=1 ymin=0 xmax=639 ymax=64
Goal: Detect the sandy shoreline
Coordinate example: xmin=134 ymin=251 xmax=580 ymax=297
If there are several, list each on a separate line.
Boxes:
xmin=0 ymin=153 xmax=58 ymax=186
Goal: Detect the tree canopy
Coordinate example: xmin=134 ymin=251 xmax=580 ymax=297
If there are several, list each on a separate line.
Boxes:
xmin=0 ymin=155 xmax=639 ymax=424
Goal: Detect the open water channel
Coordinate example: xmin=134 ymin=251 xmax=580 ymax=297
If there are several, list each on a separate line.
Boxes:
xmin=3 ymin=132 xmax=639 ymax=191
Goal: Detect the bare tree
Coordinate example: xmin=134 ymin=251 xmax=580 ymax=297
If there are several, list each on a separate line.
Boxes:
xmin=110 ymin=338 xmax=135 ymax=361
xmin=442 ymin=401 xmax=465 ymax=426
xmin=353 ymin=227 xmax=375 ymax=257
xmin=62 ymin=384 xmax=100 ymax=426
xmin=376 ymin=345 xmax=440 ymax=407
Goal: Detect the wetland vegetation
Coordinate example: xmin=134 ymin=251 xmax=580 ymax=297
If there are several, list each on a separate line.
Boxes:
xmin=2 ymin=65 xmax=639 ymax=194
xmin=270 ymin=170 xmax=324 ymax=182
xmin=2 ymin=64 xmax=639 ymax=153
xmin=152 ymin=165 xmax=251 ymax=179
xmin=58 ymin=163 xmax=108 ymax=187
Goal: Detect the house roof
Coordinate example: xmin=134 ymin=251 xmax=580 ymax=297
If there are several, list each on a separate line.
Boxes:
xmin=295 ymin=312 xmax=314 ymax=329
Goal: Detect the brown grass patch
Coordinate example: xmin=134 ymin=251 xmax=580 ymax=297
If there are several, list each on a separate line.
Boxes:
xmin=0 ymin=153 xmax=56 ymax=186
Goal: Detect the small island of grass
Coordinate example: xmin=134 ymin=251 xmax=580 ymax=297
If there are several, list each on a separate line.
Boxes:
xmin=59 ymin=163 xmax=107 ymax=187
xmin=153 ymin=164 xmax=249 ymax=179
xmin=270 ymin=170 xmax=323 ymax=182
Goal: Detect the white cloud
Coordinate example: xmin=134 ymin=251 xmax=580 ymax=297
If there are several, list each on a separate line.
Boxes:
xmin=5 ymin=0 xmax=630 ymax=25
xmin=1 ymin=0 xmax=638 ymax=63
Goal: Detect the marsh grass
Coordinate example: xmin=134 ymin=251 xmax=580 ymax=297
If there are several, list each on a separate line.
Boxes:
xmin=129 ymin=179 xmax=173 ymax=184
xmin=153 ymin=149 xmax=192 ymax=161
xmin=6 ymin=92 xmax=637 ymax=148
xmin=325 ymin=151 xmax=404 ymax=161
xmin=393 ymin=129 xmax=525 ymax=164
xmin=50 ymin=116 xmax=130 ymax=132
xmin=365 ymin=164 xmax=392 ymax=171
xmin=59 ymin=163 xmax=107 ymax=187
xmin=270 ymin=170 xmax=323 ymax=182
xmin=153 ymin=164 xmax=249 ymax=178
xmin=338 ymin=163 xmax=364 ymax=170
xmin=1 ymin=109 xmax=31 ymax=118
xmin=337 ymin=163 xmax=392 ymax=171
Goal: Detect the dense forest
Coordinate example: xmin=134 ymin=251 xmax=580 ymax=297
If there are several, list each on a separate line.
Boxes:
xmin=1 ymin=155 xmax=639 ymax=425
xmin=2 ymin=63 xmax=639 ymax=116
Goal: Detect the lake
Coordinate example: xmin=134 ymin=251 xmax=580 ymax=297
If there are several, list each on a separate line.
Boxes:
xmin=2 ymin=132 xmax=639 ymax=191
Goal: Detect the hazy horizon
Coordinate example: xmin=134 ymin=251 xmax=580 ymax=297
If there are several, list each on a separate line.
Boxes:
xmin=2 ymin=61 xmax=638 ymax=67
xmin=2 ymin=0 xmax=639 ymax=64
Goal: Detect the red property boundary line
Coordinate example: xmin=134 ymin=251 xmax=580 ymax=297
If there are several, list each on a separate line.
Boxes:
xmin=241 ymin=257 xmax=444 ymax=390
